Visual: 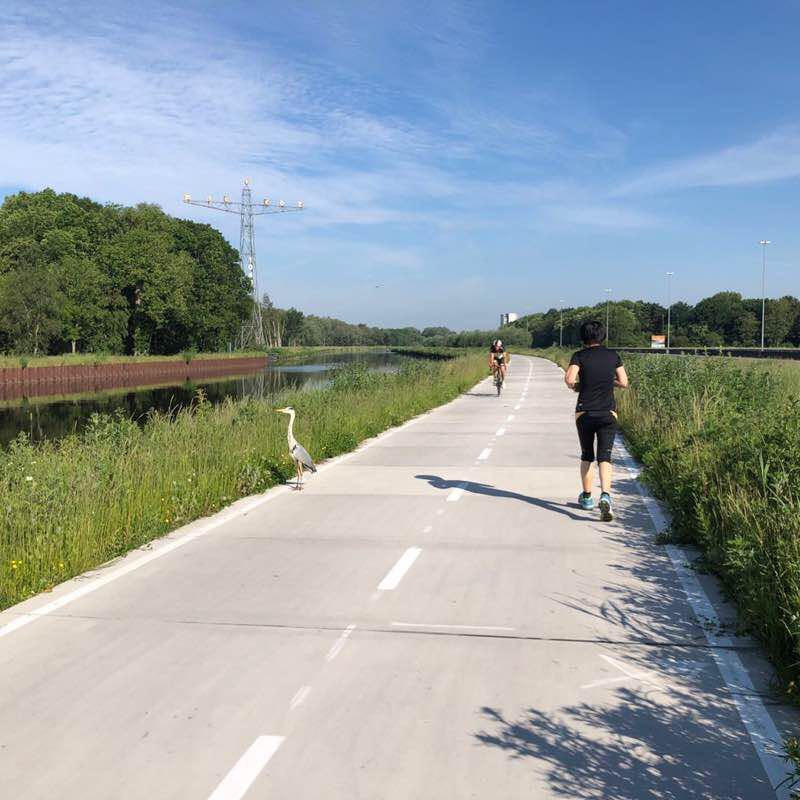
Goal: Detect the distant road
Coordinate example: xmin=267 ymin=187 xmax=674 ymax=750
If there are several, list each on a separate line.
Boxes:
xmin=0 ymin=356 xmax=793 ymax=798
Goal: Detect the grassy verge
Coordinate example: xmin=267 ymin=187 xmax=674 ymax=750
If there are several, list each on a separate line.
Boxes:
xmin=0 ymin=351 xmax=266 ymax=369
xmin=0 ymin=352 xmax=486 ymax=611
xmin=524 ymin=347 xmax=800 ymax=688
xmin=266 ymin=345 xmax=383 ymax=364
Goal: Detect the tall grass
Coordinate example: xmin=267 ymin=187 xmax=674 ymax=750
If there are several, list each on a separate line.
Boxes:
xmin=617 ymin=356 xmax=800 ymax=682
xmin=0 ymin=353 xmax=486 ymax=610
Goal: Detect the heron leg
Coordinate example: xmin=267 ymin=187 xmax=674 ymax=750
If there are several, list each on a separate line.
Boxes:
xmin=296 ymin=462 xmax=303 ymax=490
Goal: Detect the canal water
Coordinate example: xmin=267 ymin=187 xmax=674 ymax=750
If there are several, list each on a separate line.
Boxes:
xmin=0 ymin=350 xmax=407 ymax=447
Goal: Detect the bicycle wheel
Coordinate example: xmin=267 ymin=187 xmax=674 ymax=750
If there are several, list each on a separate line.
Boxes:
xmin=496 ymin=372 xmax=503 ymax=396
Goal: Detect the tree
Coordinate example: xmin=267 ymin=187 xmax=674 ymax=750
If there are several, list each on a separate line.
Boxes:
xmin=283 ymin=308 xmax=305 ymax=346
xmin=692 ymin=292 xmax=745 ymax=343
xmin=102 ymin=223 xmax=192 ymax=354
xmin=0 ymin=265 xmax=64 ymax=354
xmin=0 ymin=190 xmax=250 ymax=356
xmin=764 ymin=296 xmax=799 ymax=347
xmin=733 ymin=311 xmax=759 ymax=346
xmin=170 ymin=219 xmax=251 ymax=351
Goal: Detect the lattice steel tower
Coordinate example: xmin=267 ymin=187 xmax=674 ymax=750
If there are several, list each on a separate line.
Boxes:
xmin=183 ymin=178 xmax=304 ymax=347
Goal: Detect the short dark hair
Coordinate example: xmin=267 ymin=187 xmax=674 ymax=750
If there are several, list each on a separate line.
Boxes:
xmin=580 ymin=320 xmax=605 ymax=345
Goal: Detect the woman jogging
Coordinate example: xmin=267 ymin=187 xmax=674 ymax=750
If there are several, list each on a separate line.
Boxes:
xmin=564 ymin=321 xmax=628 ymax=521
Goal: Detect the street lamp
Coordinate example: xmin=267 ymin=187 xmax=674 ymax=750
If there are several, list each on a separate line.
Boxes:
xmin=559 ymin=300 xmax=564 ymax=347
xmin=666 ymin=272 xmax=674 ymax=353
xmin=604 ymin=288 xmax=612 ymax=345
xmin=759 ymin=240 xmax=771 ymax=350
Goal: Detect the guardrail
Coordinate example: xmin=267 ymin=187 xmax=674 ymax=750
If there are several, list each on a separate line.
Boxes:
xmin=617 ymin=347 xmax=800 ymax=360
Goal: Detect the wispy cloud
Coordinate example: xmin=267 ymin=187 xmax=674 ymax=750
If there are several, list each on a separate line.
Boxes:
xmin=614 ymin=126 xmax=800 ymax=196
xmin=0 ymin=0 xmax=680 ymax=330
xmin=543 ymin=203 xmax=661 ymax=230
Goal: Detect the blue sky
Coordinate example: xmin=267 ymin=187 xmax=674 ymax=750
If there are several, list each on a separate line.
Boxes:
xmin=1 ymin=1 xmax=799 ymax=329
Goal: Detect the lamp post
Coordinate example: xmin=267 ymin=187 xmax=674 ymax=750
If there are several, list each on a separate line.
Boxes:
xmin=666 ymin=271 xmax=674 ymax=353
xmin=759 ymin=240 xmax=771 ymax=350
xmin=604 ymin=288 xmax=612 ymax=345
xmin=559 ymin=300 xmax=564 ymax=347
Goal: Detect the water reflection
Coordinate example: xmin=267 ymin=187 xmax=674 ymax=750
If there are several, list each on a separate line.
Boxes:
xmin=0 ymin=350 xmax=405 ymax=447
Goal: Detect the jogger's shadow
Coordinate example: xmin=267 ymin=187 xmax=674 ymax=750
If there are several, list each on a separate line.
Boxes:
xmin=415 ymin=474 xmax=587 ymax=521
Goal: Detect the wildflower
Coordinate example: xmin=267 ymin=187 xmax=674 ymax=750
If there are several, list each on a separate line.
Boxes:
xmin=11 ymin=560 xmax=18 ymax=570
xmin=25 ymin=476 xmax=33 ymax=482
xmin=58 ymin=562 xmax=65 ymax=569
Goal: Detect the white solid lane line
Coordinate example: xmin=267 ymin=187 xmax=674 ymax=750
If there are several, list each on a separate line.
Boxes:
xmin=478 ymin=448 xmax=491 ymax=460
xmin=495 ymin=427 xmax=506 ymax=437
xmin=377 ymin=548 xmax=422 ymax=591
xmin=207 ymin=735 xmax=284 ymax=800
xmin=290 ymin=686 xmax=311 ymax=709
xmin=391 ymin=622 xmax=515 ymax=632
xmin=506 ymin=415 xmax=515 ymax=422
xmin=326 ymin=624 xmax=356 ymax=661
xmin=514 ymin=404 xmax=522 ymax=411
xmin=423 ymin=525 xmax=433 ymax=533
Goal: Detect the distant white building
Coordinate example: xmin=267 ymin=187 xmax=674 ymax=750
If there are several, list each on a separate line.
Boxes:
xmin=500 ymin=312 xmax=519 ymax=327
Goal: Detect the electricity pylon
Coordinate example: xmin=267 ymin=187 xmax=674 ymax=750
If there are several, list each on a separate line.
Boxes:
xmin=183 ymin=178 xmax=304 ymax=347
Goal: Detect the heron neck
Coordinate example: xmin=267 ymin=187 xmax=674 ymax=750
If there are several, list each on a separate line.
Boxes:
xmin=287 ymin=411 xmax=297 ymax=446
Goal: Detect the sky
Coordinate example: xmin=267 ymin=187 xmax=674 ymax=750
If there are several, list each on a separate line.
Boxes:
xmin=1 ymin=1 xmax=799 ymax=330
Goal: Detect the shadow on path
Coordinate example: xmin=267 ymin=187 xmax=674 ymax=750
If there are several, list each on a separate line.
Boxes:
xmin=414 ymin=474 xmax=586 ymax=521
xmin=474 ymin=684 xmax=771 ymax=799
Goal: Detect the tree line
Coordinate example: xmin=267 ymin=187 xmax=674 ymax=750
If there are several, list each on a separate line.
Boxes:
xmin=3 ymin=190 xmax=797 ymax=355
xmin=0 ymin=190 xmax=251 ymax=355
xmin=510 ymin=294 xmax=800 ymax=349
xmin=257 ymin=300 xmax=532 ymax=349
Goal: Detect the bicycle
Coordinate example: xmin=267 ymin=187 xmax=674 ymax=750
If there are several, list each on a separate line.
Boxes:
xmin=493 ymin=365 xmax=504 ymax=396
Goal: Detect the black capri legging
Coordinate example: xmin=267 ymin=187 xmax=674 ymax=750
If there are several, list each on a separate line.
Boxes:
xmin=576 ymin=412 xmax=617 ymax=463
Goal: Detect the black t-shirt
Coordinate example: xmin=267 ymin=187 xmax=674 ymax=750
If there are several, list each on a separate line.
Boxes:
xmin=568 ymin=346 xmax=623 ymax=413
xmin=490 ymin=345 xmax=506 ymax=360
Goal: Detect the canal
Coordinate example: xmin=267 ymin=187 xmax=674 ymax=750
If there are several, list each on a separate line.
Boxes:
xmin=0 ymin=350 xmax=408 ymax=447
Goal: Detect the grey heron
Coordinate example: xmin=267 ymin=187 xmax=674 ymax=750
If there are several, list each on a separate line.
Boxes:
xmin=275 ymin=406 xmax=317 ymax=489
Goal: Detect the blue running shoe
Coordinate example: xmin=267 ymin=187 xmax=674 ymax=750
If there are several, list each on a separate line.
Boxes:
xmin=599 ymin=492 xmax=613 ymax=521
xmin=579 ymin=492 xmax=594 ymax=511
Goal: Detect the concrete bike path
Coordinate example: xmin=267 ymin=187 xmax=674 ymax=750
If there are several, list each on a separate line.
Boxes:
xmin=0 ymin=355 xmax=791 ymax=799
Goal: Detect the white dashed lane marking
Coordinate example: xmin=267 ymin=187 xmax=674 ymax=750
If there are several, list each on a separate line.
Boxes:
xmin=208 ymin=736 xmax=284 ymax=800
xmin=290 ymin=685 xmax=311 ymax=709
xmin=377 ymin=548 xmax=422 ymax=591
xmin=326 ymin=624 xmax=356 ymax=661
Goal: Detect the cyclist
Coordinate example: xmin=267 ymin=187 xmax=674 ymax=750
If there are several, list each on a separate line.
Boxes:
xmin=564 ymin=321 xmax=628 ymax=521
xmin=489 ymin=339 xmax=508 ymax=382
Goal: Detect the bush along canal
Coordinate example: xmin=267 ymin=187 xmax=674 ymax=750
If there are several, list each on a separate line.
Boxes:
xmin=0 ymin=351 xmax=487 ymax=611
